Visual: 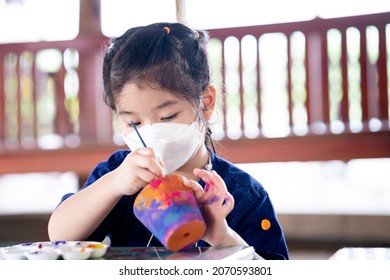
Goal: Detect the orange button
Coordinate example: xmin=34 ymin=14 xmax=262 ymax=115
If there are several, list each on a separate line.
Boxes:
xmin=261 ymin=219 xmax=271 ymax=230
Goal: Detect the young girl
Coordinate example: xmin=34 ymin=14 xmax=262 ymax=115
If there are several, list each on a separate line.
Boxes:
xmin=48 ymin=22 xmax=289 ymax=260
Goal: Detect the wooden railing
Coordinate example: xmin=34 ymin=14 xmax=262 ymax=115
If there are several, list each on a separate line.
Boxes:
xmin=206 ymin=12 xmax=390 ymax=163
xmin=0 ymin=35 xmax=116 ymax=182
xmin=1 ymin=12 xmax=389 ymax=185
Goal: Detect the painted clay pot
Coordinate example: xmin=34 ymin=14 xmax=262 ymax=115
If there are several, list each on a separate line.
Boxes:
xmin=133 ymin=175 xmax=206 ymax=252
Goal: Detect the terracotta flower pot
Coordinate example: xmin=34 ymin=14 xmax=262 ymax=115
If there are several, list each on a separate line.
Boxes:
xmin=133 ymin=175 xmax=206 ymax=252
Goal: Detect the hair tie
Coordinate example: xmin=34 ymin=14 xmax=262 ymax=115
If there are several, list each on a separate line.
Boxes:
xmin=163 ymin=26 xmax=170 ymax=34
xmin=195 ymin=31 xmax=200 ymax=39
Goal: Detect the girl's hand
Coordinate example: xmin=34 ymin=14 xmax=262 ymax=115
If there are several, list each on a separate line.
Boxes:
xmin=112 ymin=147 xmax=164 ymax=196
xmin=183 ymin=168 xmax=235 ymax=246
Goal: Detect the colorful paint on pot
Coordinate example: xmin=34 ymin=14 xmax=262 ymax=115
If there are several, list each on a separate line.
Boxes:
xmin=133 ymin=175 xmax=206 ymax=252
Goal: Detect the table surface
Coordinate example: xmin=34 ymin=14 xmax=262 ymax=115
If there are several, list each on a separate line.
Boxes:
xmin=329 ymin=247 xmax=390 ymax=260
xmin=102 ymin=246 xmax=255 ymax=260
xmin=0 ymin=242 xmax=255 ymax=260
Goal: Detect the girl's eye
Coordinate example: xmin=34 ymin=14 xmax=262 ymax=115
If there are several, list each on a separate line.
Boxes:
xmin=161 ymin=113 xmax=177 ymax=121
xmin=128 ymin=121 xmax=141 ymax=127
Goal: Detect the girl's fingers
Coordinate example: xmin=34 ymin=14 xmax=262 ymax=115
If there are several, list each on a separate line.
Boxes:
xmin=200 ymin=183 xmax=219 ymax=204
xmin=134 ymin=166 xmax=160 ymax=184
xmin=130 ymin=148 xmax=164 ymax=178
xmin=221 ymin=193 xmax=235 ymax=212
xmin=137 ymin=147 xmax=165 ymax=174
xmin=187 ymin=168 xmax=234 ymax=219
xmin=135 ymin=147 xmax=156 ymax=157
xmin=203 ymin=192 xmax=233 ymax=210
xmin=193 ymin=168 xmax=213 ymax=183
xmin=183 ymin=177 xmax=218 ymax=204
xmin=193 ymin=168 xmax=227 ymax=192
xmin=182 ymin=177 xmax=204 ymax=200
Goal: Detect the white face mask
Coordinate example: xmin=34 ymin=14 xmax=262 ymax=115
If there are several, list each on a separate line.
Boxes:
xmin=122 ymin=121 xmax=204 ymax=175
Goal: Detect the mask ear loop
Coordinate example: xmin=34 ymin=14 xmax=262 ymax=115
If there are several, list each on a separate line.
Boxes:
xmin=197 ymin=111 xmax=216 ymax=154
xmin=197 ymin=113 xmax=215 ymax=172
xmin=206 ymin=126 xmax=216 ymax=154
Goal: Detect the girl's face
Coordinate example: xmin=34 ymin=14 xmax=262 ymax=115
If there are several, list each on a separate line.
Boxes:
xmin=115 ymin=83 xmax=199 ymax=135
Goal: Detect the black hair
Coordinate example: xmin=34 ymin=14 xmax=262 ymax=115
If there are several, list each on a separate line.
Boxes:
xmin=102 ymin=22 xmax=210 ymax=111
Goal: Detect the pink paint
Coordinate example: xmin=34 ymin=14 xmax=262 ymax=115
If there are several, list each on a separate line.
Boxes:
xmin=184 ymin=191 xmax=196 ymax=203
xmin=170 ymin=191 xmax=182 ymax=197
xmin=205 ymin=179 xmax=218 ymax=192
xmin=150 ymin=179 xmax=162 ymax=189
xmin=164 ymin=192 xmax=171 ymax=207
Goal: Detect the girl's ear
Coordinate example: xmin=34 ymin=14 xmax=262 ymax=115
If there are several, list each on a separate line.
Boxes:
xmin=201 ymin=84 xmax=217 ymax=121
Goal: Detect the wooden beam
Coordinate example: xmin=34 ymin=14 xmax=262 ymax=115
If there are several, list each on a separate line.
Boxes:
xmin=0 ymin=144 xmax=118 ymax=177
xmin=1 ymin=131 xmax=388 ymax=182
xmin=216 ymin=131 xmax=390 ymax=163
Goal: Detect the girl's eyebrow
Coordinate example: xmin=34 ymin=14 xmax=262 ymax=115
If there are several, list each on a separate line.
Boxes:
xmin=155 ymin=100 xmax=179 ymax=110
xmin=117 ymin=100 xmax=179 ymax=116
xmin=117 ymin=110 xmax=134 ymax=116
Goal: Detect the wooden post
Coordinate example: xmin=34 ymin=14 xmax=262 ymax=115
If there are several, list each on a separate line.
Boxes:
xmin=78 ymin=0 xmax=102 ymax=38
xmin=77 ymin=0 xmax=112 ymax=144
xmin=176 ymin=0 xmax=187 ymax=24
xmin=0 ymin=52 xmax=4 ymax=148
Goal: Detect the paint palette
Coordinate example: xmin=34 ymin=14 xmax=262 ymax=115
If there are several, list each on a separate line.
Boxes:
xmin=0 ymin=241 xmax=108 ymax=260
